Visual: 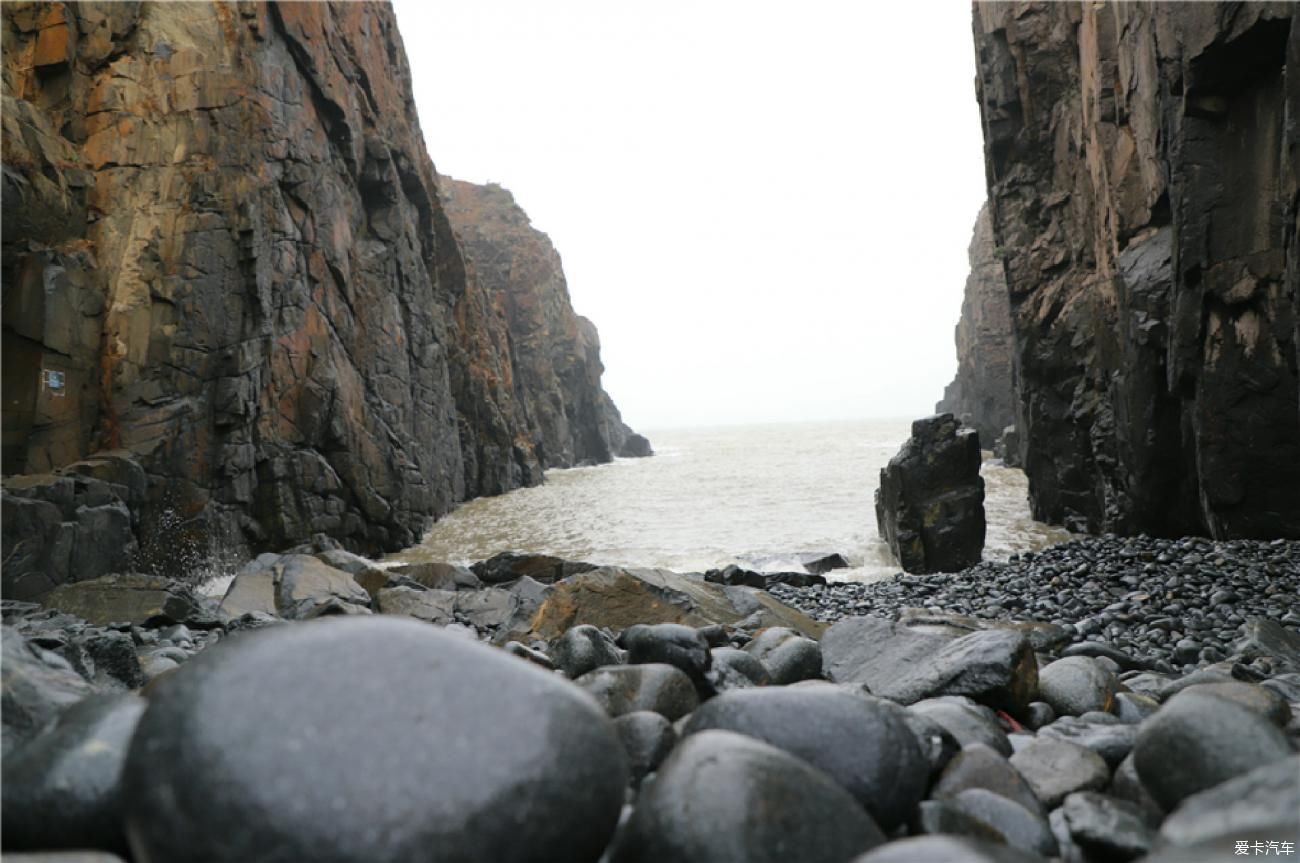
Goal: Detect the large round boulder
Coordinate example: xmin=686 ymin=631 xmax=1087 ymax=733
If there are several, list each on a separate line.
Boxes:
xmin=682 ymin=684 xmax=927 ymax=829
xmin=2 ymin=694 xmax=146 ymax=853
xmin=1133 ymin=689 xmax=1293 ymax=811
xmin=609 ymin=730 xmax=884 ymax=863
xmin=122 ymin=617 xmax=628 ymax=862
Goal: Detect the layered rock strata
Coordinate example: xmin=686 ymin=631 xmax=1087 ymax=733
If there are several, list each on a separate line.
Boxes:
xmin=1 ymin=1 xmax=643 ymax=596
xmin=937 ymin=203 xmax=1016 ymax=452
xmin=437 ymin=178 xmax=645 ymax=471
xmin=972 ymin=2 xmax=1300 ymax=537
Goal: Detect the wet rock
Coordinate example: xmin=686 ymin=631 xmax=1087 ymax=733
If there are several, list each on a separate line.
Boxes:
xmin=472 ymin=552 xmax=596 ymax=585
xmin=217 ymin=558 xmax=278 ymax=618
xmin=1234 ymin=618 xmax=1300 ymax=674
xmin=1025 ymin=701 xmax=1055 ymax=730
xmin=913 ymin=800 xmax=1009 ymax=845
xmin=947 ymin=788 xmax=1057 ymax=858
xmin=683 ymin=685 xmax=927 ymax=830
xmin=613 ymin=711 xmax=676 ymax=786
xmin=374 ymin=586 xmax=457 ymax=624
xmin=273 ymin=555 xmax=372 ymax=620
xmin=1159 ymin=755 xmax=1300 ymax=847
xmin=706 ymin=646 xmax=772 ymax=691
xmin=875 ymin=414 xmax=985 ymax=574
xmin=574 ymin=664 xmax=699 ymax=721
xmin=1059 ymin=792 xmax=1154 ymax=862
xmin=621 ymin=623 xmax=712 ymax=696
xmin=910 ymin=698 xmax=1012 ymax=756
xmin=1 ymin=468 xmax=140 ymax=603
xmin=608 ymin=730 xmax=884 ymax=863
xmin=2 ymin=694 xmax=146 ymax=853
xmin=617 ymin=433 xmax=653 ymax=458
xmin=522 ymin=566 xmax=824 ymax=641
xmin=313 ymin=548 xmax=384 ymax=577
xmin=1113 ymin=692 xmax=1160 ymax=724
xmin=1039 ymin=716 xmax=1137 ymax=767
xmin=2 ymin=626 xmax=98 ymax=756
xmin=744 ymin=627 xmax=822 ymax=684
xmin=931 ymin=743 xmax=1045 ymax=817
xmin=1178 ymin=681 xmax=1291 ymax=727
xmin=551 ymin=625 xmax=623 ymax=679
xmin=383 ymin=561 xmax=479 ymax=592
xmin=822 ymin=617 xmax=1036 ymax=712
xmin=1010 ymin=737 xmax=1110 ymax=808
xmin=502 ymin=641 xmax=554 ymax=670
xmin=900 ymin=709 xmax=962 ymax=778
xmin=41 ymin=574 xmax=206 ymax=627
xmin=79 ymin=632 xmax=145 ymax=690
xmin=1037 ymin=656 xmax=1117 ymax=716
xmin=1108 ymin=752 xmax=1165 ymax=826
xmin=454 ymin=588 xmax=517 ymax=631
xmin=122 ymin=617 xmax=627 ymax=862
xmin=1133 ymin=689 xmax=1294 ymax=810
xmin=850 ymin=835 xmax=1043 ymax=862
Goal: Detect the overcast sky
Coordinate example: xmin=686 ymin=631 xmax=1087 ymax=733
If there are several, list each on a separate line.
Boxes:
xmin=392 ymin=1 xmax=988 ymax=431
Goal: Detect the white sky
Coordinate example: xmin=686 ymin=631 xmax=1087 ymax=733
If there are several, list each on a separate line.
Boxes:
xmin=392 ymin=1 xmax=988 ymax=431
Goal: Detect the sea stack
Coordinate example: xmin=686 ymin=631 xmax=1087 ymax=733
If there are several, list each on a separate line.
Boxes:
xmin=874 ymin=414 xmax=986 ymax=573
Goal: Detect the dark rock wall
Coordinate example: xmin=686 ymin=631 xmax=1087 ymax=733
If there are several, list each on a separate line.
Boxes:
xmin=936 ymin=203 xmax=1016 ymax=450
xmin=973 ymin=1 xmax=1300 ymax=538
xmin=437 ymin=178 xmax=641 ymax=474
xmin=1 ymin=1 xmax=642 ymax=589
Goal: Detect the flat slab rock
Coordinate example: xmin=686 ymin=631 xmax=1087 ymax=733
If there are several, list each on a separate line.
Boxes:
xmin=821 ymin=616 xmax=1036 ymax=712
xmin=519 ymin=567 xmax=824 ymax=642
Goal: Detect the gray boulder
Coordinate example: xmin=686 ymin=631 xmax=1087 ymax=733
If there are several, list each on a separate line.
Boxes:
xmin=822 ymin=617 xmax=1037 ymax=713
xmin=2 ymin=694 xmax=146 ymax=853
xmin=551 ymin=625 xmax=623 ymax=679
xmin=683 ymin=685 xmax=927 ymax=830
xmin=122 ymin=617 xmax=627 ymax=862
xmin=574 ymin=664 xmax=699 ymax=721
xmin=2 ymin=626 xmax=98 ymax=756
xmin=1009 ymin=736 xmax=1110 ymax=808
xmin=1037 ymin=656 xmax=1118 ymax=717
xmin=1133 ymin=689 xmax=1293 ymax=810
xmin=609 ymin=730 xmax=884 ymax=863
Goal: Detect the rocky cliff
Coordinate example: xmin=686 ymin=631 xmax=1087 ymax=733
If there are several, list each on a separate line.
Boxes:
xmin=972 ymin=1 xmax=1300 ymax=538
xmin=936 ymin=203 xmax=1016 ymax=451
xmin=1 ymin=1 xmax=643 ymax=596
xmin=438 ymin=178 xmax=646 ymax=473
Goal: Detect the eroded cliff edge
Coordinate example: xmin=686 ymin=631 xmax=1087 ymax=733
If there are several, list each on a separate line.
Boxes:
xmin=438 ymin=177 xmax=648 ymax=478
xmin=936 ymin=203 xmax=1016 ymax=451
xmin=972 ymin=1 xmax=1300 ymax=538
xmin=1 ymin=1 xmax=644 ymax=598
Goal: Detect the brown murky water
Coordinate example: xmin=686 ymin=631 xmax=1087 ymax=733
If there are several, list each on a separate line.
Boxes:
xmin=390 ymin=420 xmax=1074 ymax=581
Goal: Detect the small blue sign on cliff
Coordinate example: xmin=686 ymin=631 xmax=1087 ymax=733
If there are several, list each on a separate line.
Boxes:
xmin=42 ymin=368 xmax=66 ymax=397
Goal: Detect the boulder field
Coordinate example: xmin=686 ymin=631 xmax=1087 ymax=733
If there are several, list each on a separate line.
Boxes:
xmin=2 ymin=544 xmax=1297 ymax=861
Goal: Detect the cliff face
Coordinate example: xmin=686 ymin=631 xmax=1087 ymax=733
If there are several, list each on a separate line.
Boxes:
xmin=936 ymin=203 xmax=1016 ymax=450
xmin=1 ymin=1 xmax=641 ymax=593
xmin=973 ymin=2 xmax=1300 ymax=538
xmin=438 ymin=179 xmax=642 ymax=474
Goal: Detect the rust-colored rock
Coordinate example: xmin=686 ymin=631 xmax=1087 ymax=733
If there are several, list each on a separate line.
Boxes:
xmin=520 ymin=567 xmax=826 ymax=643
xmin=1 ymin=2 xmax=643 ymax=596
xmin=973 ymin=2 xmax=1300 ymax=537
xmin=439 ymin=178 xmax=647 ymax=470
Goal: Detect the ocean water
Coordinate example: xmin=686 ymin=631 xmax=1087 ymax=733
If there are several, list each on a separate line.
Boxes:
xmin=389 ymin=419 xmax=1073 ymax=582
